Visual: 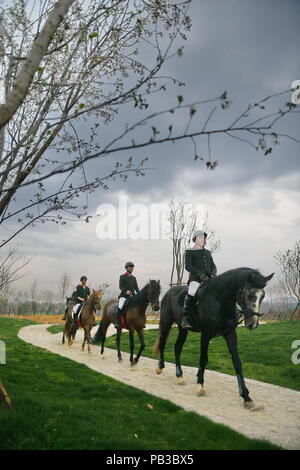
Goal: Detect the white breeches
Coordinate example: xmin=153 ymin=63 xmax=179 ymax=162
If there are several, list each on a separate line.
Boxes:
xmin=188 ymin=281 xmax=200 ymax=296
xmin=118 ymin=297 xmax=126 ymax=309
xmin=72 ymin=303 xmax=81 ymax=314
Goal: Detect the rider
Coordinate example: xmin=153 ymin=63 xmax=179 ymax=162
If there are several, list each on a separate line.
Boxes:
xmin=70 ymin=276 xmax=90 ymax=327
xmin=181 ymin=230 xmax=217 ymax=330
xmin=114 ymin=262 xmax=140 ymax=328
xmin=61 ymin=288 xmax=77 ymax=321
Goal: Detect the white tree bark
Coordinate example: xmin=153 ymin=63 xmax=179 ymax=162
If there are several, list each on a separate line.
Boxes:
xmin=0 ymin=0 xmax=76 ymax=129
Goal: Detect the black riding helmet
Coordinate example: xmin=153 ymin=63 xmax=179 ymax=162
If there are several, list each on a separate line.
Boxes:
xmin=125 ymin=262 xmax=134 ymax=269
xmin=80 ymin=275 xmax=87 ymax=281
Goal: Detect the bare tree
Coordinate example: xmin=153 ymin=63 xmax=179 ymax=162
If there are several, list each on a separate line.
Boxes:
xmin=167 ymin=198 xmax=196 ymax=285
xmin=29 ymin=279 xmax=38 ymax=301
xmin=202 ymin=211 xmax=221 ymax=254
xmin=0 ymin=0 xmax=298 ymax=249
xmin=57 ymin=273 xmax=71 ymax=301
xmin=274 ymin=241 xmax=300 ymax=319
xmin=167 ymin=199 xmax=220 ymax=285
xmin=265 ymin=279 xmax=291 ymax=320
xmin=0 ymin=245 xmax=31 ymax=292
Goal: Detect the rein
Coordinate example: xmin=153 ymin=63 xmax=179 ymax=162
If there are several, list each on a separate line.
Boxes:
xmin=215 ymin=307 xmax=244 ymax=338
xmin=205 ymin=280 xmax=263 ymax=338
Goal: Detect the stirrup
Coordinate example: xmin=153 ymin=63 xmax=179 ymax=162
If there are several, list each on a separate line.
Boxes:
xmin=181 ymin=317 xmax=192 ymax=330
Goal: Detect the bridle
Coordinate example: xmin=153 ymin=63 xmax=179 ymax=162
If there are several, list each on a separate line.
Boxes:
xmin=236 ymin=283 xmax=265 ymax=318
xmin=213 ymin=282 xmax=264 ymax=337
xmin=147 ymin=283 xmax=160 ymax=311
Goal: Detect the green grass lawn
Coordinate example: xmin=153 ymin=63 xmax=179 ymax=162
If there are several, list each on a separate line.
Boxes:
xmin=101 ymin=321 xmax=300 ymax=391
xmin=0 ymin=318 xmax=280 ymax=450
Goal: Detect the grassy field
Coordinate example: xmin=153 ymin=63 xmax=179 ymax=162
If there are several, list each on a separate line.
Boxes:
xmin=0 ymin=318 xmax=280 ymax=450
xmin=100 ymin=321 xmax=300 ymax=391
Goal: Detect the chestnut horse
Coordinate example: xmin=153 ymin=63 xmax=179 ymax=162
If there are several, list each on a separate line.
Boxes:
xmin=63 ymin=289 xmax=102 ymax=353
xmin=92 ymin=280 xmax=160 ymax=365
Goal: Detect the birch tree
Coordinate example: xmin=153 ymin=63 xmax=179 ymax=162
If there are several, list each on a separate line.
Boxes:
xmin=0 ymin=0 xmax=298 ymax=249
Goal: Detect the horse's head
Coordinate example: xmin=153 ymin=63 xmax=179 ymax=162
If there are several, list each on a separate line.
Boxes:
xmin=91 ymin=289 xmax=103 ymax=310
xmin=66 ymin=297 xmax=75 ymax=307
xmin=148 ymin=279 xmax=161 ymax=311
xmin=236 ymin=271 xmax=274 ymax=330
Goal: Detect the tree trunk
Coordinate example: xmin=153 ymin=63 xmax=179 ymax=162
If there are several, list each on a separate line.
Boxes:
xmin=290 ymin=302 xmax=300 ymax=320
xmin=0 ymin=380 xmax=15 ymax=411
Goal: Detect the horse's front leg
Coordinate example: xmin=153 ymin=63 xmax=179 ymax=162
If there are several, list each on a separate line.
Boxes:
xmin=133 ymin=329 xmax=145 ymax=365
xmin=82 ymin=326 xmax=91 ymax=352
xmin=174 ymin=327 xmax=188 ymax=384
xmin=82 ymin=331 xmax=86 ymax=351
xmin=196 ymin=333 xmax=210 ymax=396
xmin=87 ymin=327 xmax=93 ymax=354
xmin=224 ymin=329 xmax=253 ymax=408
xmin=116 ymin=328 xmax=122 ymax=362
xmin=129 ymin=330 xmax=135 ymax=366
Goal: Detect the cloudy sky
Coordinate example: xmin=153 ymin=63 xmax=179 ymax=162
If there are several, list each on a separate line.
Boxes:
xmin=3 ymin=0 xmax=300 ymax=299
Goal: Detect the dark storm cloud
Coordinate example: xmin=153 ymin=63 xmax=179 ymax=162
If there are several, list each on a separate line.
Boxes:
xmin=10 ymin=0 xmax=299 ymax=217
xmin=5 ymin=0 xmax=300 ymax=294
xmin=65 ymin=0 xmax=300 ymax=203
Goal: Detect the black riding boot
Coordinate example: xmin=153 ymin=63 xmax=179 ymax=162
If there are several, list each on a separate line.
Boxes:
xmin=181 ymin=293 xmax=194 ymax=330
xmin=62 ymin=307 xmax=68 ymax=321
xmin=114 ymin=308 xmax=123 ymax=328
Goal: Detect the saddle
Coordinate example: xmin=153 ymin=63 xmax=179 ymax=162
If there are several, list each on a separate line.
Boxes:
xmin=113 ymin=297 xmax=132 ymax=316
xmin=112 ymin=299 xmax=131 ymax=329
xmin=73 ymin=302 xmax=85 ymax=319
xmin=178 ymin=281 xmax=210 ymax=306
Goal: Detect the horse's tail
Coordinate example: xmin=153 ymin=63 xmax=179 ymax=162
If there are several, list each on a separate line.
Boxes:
xmin=152 ymin=292 xmax=173 ymax=358
xmin=152 ymin=336 xmax=161 ymax=357
xmin=92 ymin=322 xmax=104 ymax=344
xmin=62 ymin=332 xmax=65 ymax=344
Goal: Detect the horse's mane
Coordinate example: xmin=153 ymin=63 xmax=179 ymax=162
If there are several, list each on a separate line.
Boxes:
xmin=209 ymin=267 xmax=267 ymax=297
xmin=126 ymin=281 xmax=161 ymax=307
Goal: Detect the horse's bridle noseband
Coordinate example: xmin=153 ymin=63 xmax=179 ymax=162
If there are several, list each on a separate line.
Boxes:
xmin=237 ymin=283 xmax=265 ymax=318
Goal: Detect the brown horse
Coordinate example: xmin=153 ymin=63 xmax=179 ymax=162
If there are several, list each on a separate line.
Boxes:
xmin=62 ymin=297 xmax=76 ymax=345
xmin=92 ymin=280 xmax=161 ymax=365
xmin=63 ymin=289 xmax=103 ymax=353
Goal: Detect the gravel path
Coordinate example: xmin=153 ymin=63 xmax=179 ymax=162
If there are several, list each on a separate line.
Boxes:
xmin=18 ymin=323 xmax=300 ymax=450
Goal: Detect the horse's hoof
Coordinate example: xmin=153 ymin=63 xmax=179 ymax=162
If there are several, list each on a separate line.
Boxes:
xmin=244 ymin=400 xmax=255 ymax=410
xmin=244 ymin=401 xmax=264 ymax=411
xmin=250 ymin=404 xmax=264 ymax=412
xmin=197 ymin=386 xmax=206 ymax=396
xmin=177 ymin=377 xmax=185 ymax=385
xmin=156 ymin=368 xmax=163 ymax=375
xmin=101 ymin=355 xmax=105 ymax=360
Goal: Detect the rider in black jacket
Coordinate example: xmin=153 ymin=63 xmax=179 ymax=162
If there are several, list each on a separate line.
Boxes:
xmin=114 ymin=262 xmax=140 ymax=328
xmin=69 ymin=276 xmax=90 ymax=326
xmin=181 ymin=230 xmax=217 ymax=329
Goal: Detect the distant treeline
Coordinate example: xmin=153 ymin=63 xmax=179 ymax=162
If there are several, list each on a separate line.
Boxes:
xmin=0 ymin=300 xmax=66 ymax=316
